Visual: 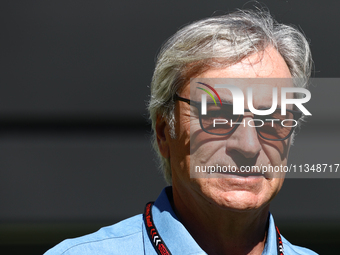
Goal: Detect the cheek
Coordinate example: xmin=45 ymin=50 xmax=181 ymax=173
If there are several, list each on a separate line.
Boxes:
xmin=261 ymin=140 xmax=290 ymax=165
xmin=266 ymin=178 xmax=284 ymax=201
xmin=169 ymin=116 xmax=192 ymax=176
xmin=190 ymin=120 xmax=233 ymax=154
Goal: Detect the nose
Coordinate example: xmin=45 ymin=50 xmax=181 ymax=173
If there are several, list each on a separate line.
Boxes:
xmin=225 ymin=116 xmax=262 ymax=158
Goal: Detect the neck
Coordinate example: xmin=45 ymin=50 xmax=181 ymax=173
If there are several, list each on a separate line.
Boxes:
xmin=172 ymin=186 xmax=269 ymax=255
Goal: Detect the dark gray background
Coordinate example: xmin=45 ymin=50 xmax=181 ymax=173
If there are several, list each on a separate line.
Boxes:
xmin=0 ymin=1 xmax=339 ymax=254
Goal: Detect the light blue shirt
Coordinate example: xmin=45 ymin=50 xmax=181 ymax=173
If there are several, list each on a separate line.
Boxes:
xmin=44 ymin=187 xmax=318 ymax=255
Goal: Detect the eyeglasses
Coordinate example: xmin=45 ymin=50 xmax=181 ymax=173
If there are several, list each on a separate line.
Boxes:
xmin=173 ymin=94 xmax=302 ymax=141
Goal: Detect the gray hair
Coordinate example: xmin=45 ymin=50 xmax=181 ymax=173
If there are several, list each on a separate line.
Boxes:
xmin=148 ymin=9 xmax=312 ymax=184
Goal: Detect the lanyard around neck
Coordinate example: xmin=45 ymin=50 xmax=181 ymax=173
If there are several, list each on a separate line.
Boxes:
xmin=144 ymin=202 xmax=284 ymax=255
xmin=144 ymin=202 xmax=172 ymax=255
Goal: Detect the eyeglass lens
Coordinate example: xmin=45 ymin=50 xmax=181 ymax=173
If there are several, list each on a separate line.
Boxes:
xmin=199 ymin=103 xmax=295 ymax=140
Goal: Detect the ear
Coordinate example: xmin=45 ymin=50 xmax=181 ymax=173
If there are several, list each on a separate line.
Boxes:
xmin=155 ymin=114 xmax=170 ymax=159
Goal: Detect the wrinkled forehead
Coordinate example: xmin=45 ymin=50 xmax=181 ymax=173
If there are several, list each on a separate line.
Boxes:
xmin=190 ymin=78 xmax=295 ymax=106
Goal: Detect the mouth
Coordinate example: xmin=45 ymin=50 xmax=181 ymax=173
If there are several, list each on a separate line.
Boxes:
xmin=222 ymin=170 xmax=265 ymax=178
xmin=192 ymin=164 xmax=280 ymax=179
xmin=202 ymin=165 xmax=266 ymax=178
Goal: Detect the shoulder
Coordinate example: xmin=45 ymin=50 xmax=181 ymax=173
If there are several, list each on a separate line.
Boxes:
xmin=44 ymin=214 xmax=144 ymax=255
xmin=281 ymin=235 xmax=319 ymax=255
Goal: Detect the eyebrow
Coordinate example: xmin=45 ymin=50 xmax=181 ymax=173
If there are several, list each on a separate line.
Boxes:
xmin=254 ymin=104 xmax=281 ymax=109
xmin=205 ymin=99 xmax=282 ymax=110
xmin=205 ymin=99 xmax=233 ymax=105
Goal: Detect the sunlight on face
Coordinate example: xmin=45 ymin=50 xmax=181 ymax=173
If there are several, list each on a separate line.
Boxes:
xmin=170 ymin=47 xmax=292 ymax=212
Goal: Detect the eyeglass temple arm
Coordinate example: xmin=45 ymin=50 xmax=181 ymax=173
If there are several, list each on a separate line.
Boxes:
xmin=173 ymin=94 xmax=200 ymax=107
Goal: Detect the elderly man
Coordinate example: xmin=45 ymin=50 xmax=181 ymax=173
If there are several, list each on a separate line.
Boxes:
xmin=45 ymin=10 xmax=317 ymax=255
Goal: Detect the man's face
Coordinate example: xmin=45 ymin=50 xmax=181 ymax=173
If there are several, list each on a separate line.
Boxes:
xmin=160 ymin=47 xmax=293 ymax=212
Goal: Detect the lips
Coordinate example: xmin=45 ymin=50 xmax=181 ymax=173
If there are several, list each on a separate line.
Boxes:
xmin=192 ymin=163 xmax=282 ymax=179
xmin=210 ymin=164 xmax=273 ymax=179
xmin=214 ymin=168 xmax=265 ymax=179
xmin=227 ymin=170 xmax=264 ymax=177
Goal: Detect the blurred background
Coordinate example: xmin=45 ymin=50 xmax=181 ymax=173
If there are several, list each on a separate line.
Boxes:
xmin=0 ymin=1 xmax=339 ymax=254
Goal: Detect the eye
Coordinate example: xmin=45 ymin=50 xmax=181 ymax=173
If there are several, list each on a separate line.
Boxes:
xmin=206 ymin=109 xmax=224 ymax=118
xmin=255 ymin=109 xmax=296 ymax=140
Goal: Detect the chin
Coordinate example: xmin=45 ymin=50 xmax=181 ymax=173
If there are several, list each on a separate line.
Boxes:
xmin=218 ymin=191 xmax=268 ymax=211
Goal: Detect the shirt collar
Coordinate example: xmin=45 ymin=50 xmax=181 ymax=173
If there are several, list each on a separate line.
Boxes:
xmin=143 ymin=186 xmax=279 ymax=255
xmin=262 ymin=213 xmax=280 ymax=255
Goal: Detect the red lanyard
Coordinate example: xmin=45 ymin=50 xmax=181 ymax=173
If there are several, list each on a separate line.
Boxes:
xmin=144 ymin=202 xmax=284 ymax=255
xmin=144 ymin=202 xmax=172 ymax=255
